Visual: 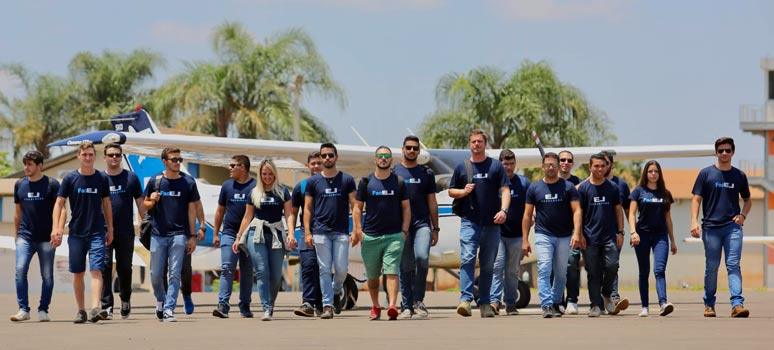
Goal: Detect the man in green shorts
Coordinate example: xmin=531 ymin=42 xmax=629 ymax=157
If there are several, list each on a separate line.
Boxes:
xmin=353 ymin=146 xmax=410 ymax=320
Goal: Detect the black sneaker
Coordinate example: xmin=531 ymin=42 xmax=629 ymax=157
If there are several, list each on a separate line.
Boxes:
xmin=552 ymin=304 xmax=563 ymax=317
xmin=333 ymin=293 xmax=342 ymax=314
xmin=541 ymin=306 xmax=554 ymax=318
xmin=239 ymin=304 xmax=253 ymax=318
xmin=212 ymin=303 xmax=229 ymax=319
xmin=120 ymin=301 xmax=131 ymax=319
xmin=73 ymin=310 xmax=87 ymax=324
xmin=89 ymin=308 xmax=108 ymax=323
xmin=155 ymin=309 xmax=163 ymax=322
xmin=104 ymin=306 xmax=113 ymax=320
xmin=294 ymin=302 xmax=315 ymax=317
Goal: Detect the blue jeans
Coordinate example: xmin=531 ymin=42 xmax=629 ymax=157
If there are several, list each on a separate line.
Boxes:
xmin=634 ymin=233 xmax=669 ymax=307
xmin=15 ymin=238 xmax=55 ymax=312
xmin=218 ymin=233 xmax=253 ymax=311
xmin=565 ymin=248 xmax=582 ymax=304
xmin=534 ymin=233 xmax=571 ymax=308
xmin=68 ymin=232 xmax=106 ymax=273
xmin=459 ymin=219 xmax=501 ymax=304
xmin=702 ymin=223 xmax=744 ymax=307
xmin=582 ymin=239 xmax=619 ymax=308
xmin=491 ymin=236 xmax=522 ymax=306
xmin=314 ymin=233 xmax=350 ymax=307
xmin=150 ymin=234 xmax=187 ymax=311
xmin=297 ymin=232 xmax=322 ymax=308
xmin=611 ymin=244 xmax=622 ymax=300
xmin=247 ymin=231 xmax=286 ymax=311
xmin=399 ymin=226 xmax=431 ymax=310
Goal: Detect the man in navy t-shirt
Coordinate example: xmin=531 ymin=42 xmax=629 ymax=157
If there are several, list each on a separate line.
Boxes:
xmin=523 ymin=152 xmax=581 ymax=318
xmin=448 ymin=130 xmax=510 ymax=318
xmin=303 ymin=142 xmax=357 ymax=319
xmin=53 ymin=141 xmax=113 ymax=324
xmin=100 ymin=143 xmax=144 ymax=320
xmin=212 ymin=155 xmax=256 ymax=319
xmin=394 ymin=135 xmax=439 ymax=319
xmin=577 ymin=153 xmax=626 ymax=317
xmin=600 ymin=151 xmax=631 ymax=305
xmin=292 ymin=152 xmax=324 ymax=317
xmin=144 ymin=147 xmax=200 ymax=322
xmin=559 ymin=150 xmax=584 ymax=315
xmin=490 ymin=149 xmax=531 ymax=316
xmin=10 ymin=151 xmax=59 ymax=323
xmin=690 ymin=137 xmax=751 ymax=318
xmin=353 ymin=146 xmax=410 ymax=320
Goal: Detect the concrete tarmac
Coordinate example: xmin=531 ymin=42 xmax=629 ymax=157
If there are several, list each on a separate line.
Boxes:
xmin=1 ymin=290 xmax=772 ymax=350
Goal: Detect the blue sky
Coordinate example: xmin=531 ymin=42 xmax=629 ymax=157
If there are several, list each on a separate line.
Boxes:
xmin=1 ymin=0 xmax=773 ymax=169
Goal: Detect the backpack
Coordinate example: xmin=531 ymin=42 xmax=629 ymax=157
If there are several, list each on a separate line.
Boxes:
xmin=140 ymin=175 xmax=163 ymax=250
xmin=451 ymin=159 xmax=474 ymax=216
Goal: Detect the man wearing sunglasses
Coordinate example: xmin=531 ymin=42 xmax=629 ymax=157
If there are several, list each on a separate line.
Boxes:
xmin=292 ymin=152 xmax=324 ymax=317
xmin=303 ymin=143 xmax=358 ymax=319
xmin=100 ymin=143 xmax=145 ymax=320
xmin=144 ymin=147 xmax=200 ymax=322
xmin=558 ymin=150 xmax=584 ymax=315
xmin=691 ymin=137 xmax=751 ymax=318
xmin=353 ymin=146 xmax=410 ymax=320
xmin=448 ymin=130 xmax=511 ymax=318
xmin=558 ymin=150 xmax=581 ymax=185
xmin=212 ymin=155 xmax=256 ymax=319
xmin=394 ymin=135 xmax=439 ymax=319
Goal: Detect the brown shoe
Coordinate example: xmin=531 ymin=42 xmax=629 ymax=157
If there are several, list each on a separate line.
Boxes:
xmin=731 ymin=305 xmax=749 ymax=318
xmin=490 ymin=303 xmax=500 ymax=316
xmin=703 ymin=305 xmax=716 ymax=317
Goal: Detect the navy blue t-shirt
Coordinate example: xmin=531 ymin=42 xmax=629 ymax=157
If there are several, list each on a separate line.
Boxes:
xmin=526 ymin=179 xmax=578 ymax=237
xmin=450 ymin=157 xmax=511 ymax=226
xmin=610 ymin=176 xmax=631 ymax=211
xmin=566 ymin=175 xmax=581 ymax=185
xmin=692 ymin=165 xmax=751 ymax=228
xmin=218 ymin=178 xmax=256 ymax=235
xmin=578 ymin=180 xmax=621 ymax=245
xmin=106 ymin=170 xmax=143 ymax=237
xmin=356 ymin=173 xmax=408 ymax=236
xmin=305 ymin=172 xmax=356 ymax=235
xmin=251 ymin=186 xmax=291 ymax=223
xmin=15 ymin=176 xmax=59 ymax=242
xmin=58 ymin=170 xmax=110 ymax=237
xmin=292 ymin=179 xmax=309 ymax=228
xmin=502 ymin=174 xmax=531 ymax=238
xmin=393 ymin=164 xmax=437 ymax=230
xmin=144 ymin=172 xmax=201 ymax=237
xmin=630 ymin=186 xmax=672 ymax=235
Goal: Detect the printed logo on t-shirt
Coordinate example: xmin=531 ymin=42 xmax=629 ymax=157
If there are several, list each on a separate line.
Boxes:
xmin=230 ymin=193 xmax=248 ymax=203
xmin=371 ymin=190 xmax=395 ymax=196
xmin=109 ymin=185 xmax=125 ymax=194
xmin=591 ymin=196 xmax=609 ymax=206
xmin=323 ymin=188 xmax=340 ymax=197
xmin=25 ymin=192 xmax=43 ymax=201
xmin=642 ymin=197 xmax=664 ymax=203
xmin=261 ymin=196 xmax=279 ymax=205
xmin=407 ymin=178 xmax=422 ymax=184
xmin=510 ymin=189 xmax=519 ymax=198
xmin=160 ymin=190 xmax=182 ymax=197
xmin=77 ymin=188 xmax=99 ymax=194
xmin=715 ymin=182 xmax=735 ymax=189
xmin=473 ymin=173 xmax=488 ymax=179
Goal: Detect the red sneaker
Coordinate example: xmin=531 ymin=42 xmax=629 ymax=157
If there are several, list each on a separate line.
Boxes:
xmin=369 ymin=306 xmax=381 ymax=321
xmin=387 ymin=306 xmax=399 ymax=320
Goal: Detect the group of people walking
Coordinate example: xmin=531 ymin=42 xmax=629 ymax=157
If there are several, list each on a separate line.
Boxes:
xmin=9 ymin=132 xmax=752 ymax=323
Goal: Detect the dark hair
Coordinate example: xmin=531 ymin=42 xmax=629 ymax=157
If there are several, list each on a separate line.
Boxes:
xmin=469 ymin=129 xmax=488 ymax=144
xmin=715 ymin=137 xmax=735 ymax=152
xmin=307 ymin=151 xmax=321 ymax=163
xmin=499 ymin=149 xmax=515 ymax=161
xmin=375 ymin=145 xmax=392 ymax=155
xmin=104 ymin=143 xmax=122 ymax=155
xmin=320 ymin=142 xmax=337 ymax=156
xmin=232 ymin=155 xmax=250 ymax=169
xmin=161 ymin=147 xmax=181 ymax=160
xmin=543 ymin=152 xmax=559 ymax=163
xmin=589 ymin=153 xmax=608 ymax=166
xmin=599 ymin=150 xmax=614 ymax=164
xmin=638 ymin=160 xmax=673 ymax=206
xmin=403 ymin=135 xmax=420 ymax=146
xmin=23 ymin=150 xmax=44 ymax=165
xmin=558 ymin=150 xmax=574 ymax=159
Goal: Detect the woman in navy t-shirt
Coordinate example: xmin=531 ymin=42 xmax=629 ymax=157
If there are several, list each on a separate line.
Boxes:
xmin=233 ymin=159 xmax=296 ymax=321
xmin=628 ymin=160 xmax=677 ymax=317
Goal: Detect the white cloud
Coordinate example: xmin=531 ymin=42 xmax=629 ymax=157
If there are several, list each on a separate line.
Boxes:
xmin=487 ymin=0 xmax=628 ymax=22
xmin=149 ymin=21 xmax=211 ymax=45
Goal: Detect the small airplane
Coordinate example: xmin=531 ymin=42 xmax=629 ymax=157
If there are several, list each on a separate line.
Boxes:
xmin=32 ymin=108 xmax=719 ymax=308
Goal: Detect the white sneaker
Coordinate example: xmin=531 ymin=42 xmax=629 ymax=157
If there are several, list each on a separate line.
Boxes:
xmin=261 ymin=310 xmax=272 ymax=321
xmin=414 ymin=301 xmax=429 ymax=318
xmin=638 ymin=307 xmax=649 ymax=317
xmin=10 ymin=309 xmax=30 ymax=322
xmin=588 ymin=305 xmax=602 ymax=318
xmin=604 ymin=297 xmax=618 ymax=315
xmin=399 ymin=309 xmax=413 ymax=319
xmin=105 ymin=306 xmax=113 ymax=320
xmin=38 ymin=310 xmax=50 ymax=322
xmin=162 ymin=310 xmax=177 ymax=322
xmin=565 ymin=303 xmax=579 ymax=315
xmin=659 ymin=303 xmax=674 ymax=316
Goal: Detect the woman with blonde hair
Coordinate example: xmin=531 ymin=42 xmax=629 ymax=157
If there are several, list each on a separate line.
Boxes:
xmin=233 ymin=159 xmax=297 ymax=321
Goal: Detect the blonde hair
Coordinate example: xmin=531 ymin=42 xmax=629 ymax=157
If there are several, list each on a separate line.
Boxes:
xmin=78 ymin=140 xmax=96 ymax=155
xmin=252 ymin=159 xmax=285 ymax=208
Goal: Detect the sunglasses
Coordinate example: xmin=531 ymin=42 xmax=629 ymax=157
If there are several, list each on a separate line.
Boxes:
xmin=229 ymin=163 xmax=242 ymax=169
xmin=105 ymin=153 xmax=122 ymax=158
xmin=404 ymin=145 xmax=419 ymax=151
xmin=321 ymin=153 xmax=336 ymax=159
xmin=376 ymin=153 xmax=392 ymax=159
xmin=167 ymin=157 xmax=184 ymax=163
xmin=717 ymin=148 xmax=733 ymax=154
xmin=559 ymin=158 xmax=573 ymax=163
xmin=542 ymin=163 xmax=558 ymax=168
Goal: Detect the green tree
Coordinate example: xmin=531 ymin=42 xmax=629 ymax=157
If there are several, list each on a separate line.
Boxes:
xmin=154 ymin=21 xmax=344 ymax=142
xmin=0 ymin=151 xmax=14 ymax=177
xmin=0 ymin=64 xmax=78 ymax=159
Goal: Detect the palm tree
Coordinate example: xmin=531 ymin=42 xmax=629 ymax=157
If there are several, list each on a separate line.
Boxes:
xmin=0 ymin=64 xmax=78 ymax=159
xmin=155 ymin=21 xmax=345 ymax=142
xmin=420 ymin=61 xmax=614 ymax=151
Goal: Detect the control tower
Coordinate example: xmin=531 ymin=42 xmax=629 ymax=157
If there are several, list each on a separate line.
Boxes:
xmin=739 ymin=57 xmax=774 ymax=288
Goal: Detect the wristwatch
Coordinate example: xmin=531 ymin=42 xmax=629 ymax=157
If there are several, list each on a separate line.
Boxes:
xmin=432 ymin=227 xmax=440 ymax=233
xmin=501 ymin=207 xmax=509 ymax=214
xmin=616 ymin=230 xmax=624 ymax=235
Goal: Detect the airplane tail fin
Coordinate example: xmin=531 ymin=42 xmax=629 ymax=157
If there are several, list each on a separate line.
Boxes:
xmin=110 ymin=108 xmax=162 ymax=134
